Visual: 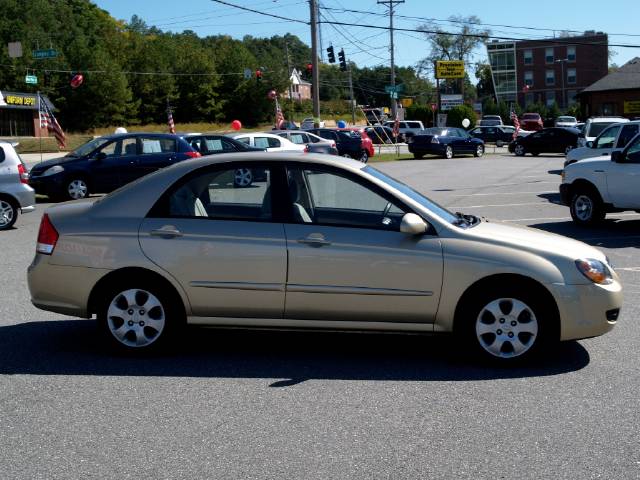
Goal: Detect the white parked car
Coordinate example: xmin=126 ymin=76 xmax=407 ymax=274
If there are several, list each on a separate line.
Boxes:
xmin=555 ymin=116 xmax=578 ymax=128
xmin=578 ymin=116 xmax=629 ymax=147
xmin=560 ymin=132 xmax=640 ymax=224
xmin=383 ymin=120 xmax=425 ymax=141
xmin=565 ymin=121 xmax=640 ymax=167
xmin=231 ymin=132 xmax=306 ymax=153
xmin=0 ymin=141 xmax=35 ymax=230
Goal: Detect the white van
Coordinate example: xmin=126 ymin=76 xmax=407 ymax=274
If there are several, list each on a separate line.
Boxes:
xmin=578 ymin=116 xmax=629 ymax=147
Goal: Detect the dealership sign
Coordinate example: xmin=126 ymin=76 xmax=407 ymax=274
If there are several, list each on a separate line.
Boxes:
xmin=435 ymin=60 xmax=465 ymax=79
xmin=440 ymin=94 xmax=464 ymax=111
xmin=624 ymin=101 xmax=640 ymax=115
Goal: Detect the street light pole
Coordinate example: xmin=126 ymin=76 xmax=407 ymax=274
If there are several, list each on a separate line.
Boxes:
xmin=555 ymin=58 xmax=568 ymax=110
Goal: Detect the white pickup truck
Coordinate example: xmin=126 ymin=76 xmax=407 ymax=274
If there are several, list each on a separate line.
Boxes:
xmin=560 ymin=132 xmax=640 ymax=224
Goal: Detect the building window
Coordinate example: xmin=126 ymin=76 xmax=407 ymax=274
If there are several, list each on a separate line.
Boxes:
xmin=545 ymin=47 xmax=554 ymax=63
xmin=567 ymin=90 xmax=577 ymax=106
xmin=546 ymin=69 xmax=555 ymax=86
xmin=525 ymin=92 xmax=534 ymax=106
xmin=524 ymin=49 xmax=533 ymax=65
xmin=567 ymin=68 xmax=576 ymax=84
xmin=524 ymin=71 xmax=534 ymax=87
xmin=567 ymin=46 xmax=576 ymax=62
xmin=546 ymin=91 xmax=556 ymax=107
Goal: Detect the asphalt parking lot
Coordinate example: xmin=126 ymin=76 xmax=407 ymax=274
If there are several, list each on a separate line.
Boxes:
xmin=2 ymin=151 xmax=640 ymax=479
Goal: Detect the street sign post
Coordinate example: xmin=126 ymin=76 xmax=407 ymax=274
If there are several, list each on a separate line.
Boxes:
xmin=32 ymin=49 xmax=58 ymax=59
xmin=25 ymin=75 xmax=37 ymax=85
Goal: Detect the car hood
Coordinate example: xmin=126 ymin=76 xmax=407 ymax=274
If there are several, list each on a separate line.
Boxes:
xmin=461 ymin=220 xmax=606 ymax=263
xmin=31 ymin=155 xmax=81 ymax=171
xmin=566 ymin=146 xmax=610 ymax=161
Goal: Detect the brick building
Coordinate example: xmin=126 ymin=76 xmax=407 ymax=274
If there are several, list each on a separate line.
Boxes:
xmin=578 ymin=57 xmax=640 ymax=118
xmin=486 ymin=32 xmax=608 ymax=110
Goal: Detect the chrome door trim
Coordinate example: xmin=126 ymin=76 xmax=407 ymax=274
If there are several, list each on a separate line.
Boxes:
xmin=188 ymin=316 xmax=434 ymax=331
xmin=189 ymin=281 xmax=285 ymax=292
xmin=287 ymin=284 xmax=433 ymax=296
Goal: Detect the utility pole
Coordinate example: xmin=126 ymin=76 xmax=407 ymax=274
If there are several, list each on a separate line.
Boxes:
xmin=348 ymin=67 xmax=356 ymax=125
xmin=555 ymin=58 xmax=568 ymax=110
xmin=377 ymin=0 xmax=404 ymax=118
xmin=317 ymin=1 xmax=324 ymax=62
xmin=309 ymin=0 xmax=320 ymax=119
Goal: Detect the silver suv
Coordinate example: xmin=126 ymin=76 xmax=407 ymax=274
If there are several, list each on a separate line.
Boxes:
xmin=0 ymin=141 xmax=36 ymax=230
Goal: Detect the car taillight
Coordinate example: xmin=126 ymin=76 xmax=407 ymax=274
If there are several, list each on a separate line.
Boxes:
xmin=185 ymin=151 xmax=201 ymax=158
xmin=331 ymin=142 xmax=336 ymax=149
xmin=17 ymin=163 xmax=29 ymax=184
xmin=36 ymin=214 xmax=59 ymax=255
xmin=304 ymin=145 xmax=309 ymax=153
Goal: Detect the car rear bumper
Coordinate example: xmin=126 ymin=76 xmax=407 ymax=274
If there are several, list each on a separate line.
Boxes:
xmin=408 ymin=143 xmax=446 ymax=155
xmin=3 ymin=183 xmax=36 ymax=209
xmin=549 ymin=279 xmax=622 ymax=341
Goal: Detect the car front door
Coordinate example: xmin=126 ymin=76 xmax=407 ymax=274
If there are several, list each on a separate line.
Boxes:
xmin=590 ymin=125 xmax=622 ymax=157
xmin=282 ymin=164 xmax=443 ymax=323
xmin=607 ymin=136 xmax=640 ymax=207
xmin=139 ymin=163 xmax=287 ymax=318
xmin=87 ymin=139 xmax=132 ymax=192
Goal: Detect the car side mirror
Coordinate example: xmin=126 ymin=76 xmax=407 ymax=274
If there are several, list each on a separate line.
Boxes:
xmin=586 ymin=141 xmax=593 ymax=148
xmin=611 ymin=151 xmax=623 ymax=163
xmin=93 ymin=152 xmax=107 ymax=161
xmin=400 ymin=213 xmax=427 ymax=235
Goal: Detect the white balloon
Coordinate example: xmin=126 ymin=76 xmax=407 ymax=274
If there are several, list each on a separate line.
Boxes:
xmin=114 ymin=127 xmax=128 ymax=134
xmin=462 ymin=118 xmax=470 ymax=128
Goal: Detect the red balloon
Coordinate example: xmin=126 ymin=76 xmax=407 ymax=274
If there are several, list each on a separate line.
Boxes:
xmin=231 ymin=120 xmax=242 ymax=131
xmin=70 ymin=74 xmax=84 ymax=89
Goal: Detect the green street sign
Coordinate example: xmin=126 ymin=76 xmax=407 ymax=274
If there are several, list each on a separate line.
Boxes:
xmin=32 ymin=49 xmax=58 ymax=59
xmin=389 ymin=91 xmax=398 ymax=99
xmin=385 ymin=84 xmax=404 ymax=94
xmin=25 ymin=75 xmax=38 ymax=85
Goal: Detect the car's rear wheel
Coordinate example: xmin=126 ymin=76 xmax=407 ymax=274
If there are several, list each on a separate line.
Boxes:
xmin=360 ymin=150 xmax=369 ymax=163
xmin=570 ymin=189 xmax=606 ymax=225
xmin=514 ymin=144 xmax=526 ymax=156
xmin=460 ymin=286 xmax=553 ymax=363
xmin=444 ymin=146 xmax=454 ymax=159
xmin=98 ymin=281 xmax=184 ymax=352
xmin=474 ymin=145 xmax=485 ymax=157
xmin=0 ymin=198 xmax=17 ymax=230
xmin=496 ymin=140 xmax=504 ymax=147
xmin=233 ymin=168 xmax=253 ymax=188
xmin=66 ymin=178 xmax=89 ymax=200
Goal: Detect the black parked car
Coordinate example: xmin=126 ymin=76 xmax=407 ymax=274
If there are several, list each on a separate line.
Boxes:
xmin=508 ymin=127 xmax=580 ymax=156
xmin=307 ymin=128 xmax=368 ymax=161
xmin=469 ymin=126 xmax=518 ymax=147
xmin=29 ymin=133 xmax=199 ymax=200
xmin=408 ymin=127 xmax=485 ymax=159
xmin=365 ymin=125 xmax=397 ymax=144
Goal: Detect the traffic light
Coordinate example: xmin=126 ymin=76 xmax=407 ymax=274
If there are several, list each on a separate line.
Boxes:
xmin=306 ymin=63 xmax=313 ymax=74
xmin=255 ymin=69 xmax=262 ymax=83
xmin=338 ymin=49 xmax=346 ymax=71
xmin=327 ymin=46 xmax=335 ymax=63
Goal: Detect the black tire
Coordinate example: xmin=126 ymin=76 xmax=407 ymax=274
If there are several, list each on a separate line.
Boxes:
xmin=474 ymin=145 xmax=485 ymax=157
xmin=458 ymin=284 xmax=555 ymax=364
xmin=569 ymin=188 xmax=606 ymax=225
xmin=443 ymin=146 xmax=454 ymax=159
xmin=97 ymin=278 xmax=185 ymax=353
xmin=413 ymin=153 xmax=424 ymax=160
xmin=531 ymin=152 xmax=540 ymax=157
xmin=0 ymin=196 xmax=18 ymax=230
xmin=496 ymin=140 xmax=504 ymax=148
xmin=514 ymin=144 xmax=526 ymax=156
xmin=360 ymin=150 xmax=369 ymax=163
xmin=65 ymin=177 xmax=89 ymax=200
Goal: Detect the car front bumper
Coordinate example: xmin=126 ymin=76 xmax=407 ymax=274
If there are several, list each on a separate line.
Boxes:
xmin=549 ymin=279 xmax=622 ymax=341
xmin=28 ymin=174 xmax=65 ymax=197
xmin=559 ymin=183 xmax=571 ymax=205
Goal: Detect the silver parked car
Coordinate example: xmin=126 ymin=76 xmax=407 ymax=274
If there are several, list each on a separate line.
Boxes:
xmin=0 ymin=141 xmax=36 ymax=230
xmin=28 ymin=153 xmax=621 ymax=362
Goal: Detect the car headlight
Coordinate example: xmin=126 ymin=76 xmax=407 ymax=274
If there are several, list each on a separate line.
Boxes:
xmin=575 ymin=258 xmax=613 ymax=285
xmin=42 ymin=165 xmax=64 ymax=176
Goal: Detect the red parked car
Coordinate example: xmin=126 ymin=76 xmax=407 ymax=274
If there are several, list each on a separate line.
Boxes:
xmin=520 ymin=113 xmax=543 ymax=131
xmin=339 ymin=127 xmax=375 ymax=161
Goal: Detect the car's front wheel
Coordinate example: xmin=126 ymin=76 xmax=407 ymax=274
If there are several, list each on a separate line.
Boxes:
xmin=461 ymin=286 xmax=553 ymax=363
xmin=0 ymin=198 xmax=17 ymax=230
xmin=496 ymin=140 xmax=504 ymax=147
xmin=474 ymin=145 xmax=485 ymax=157
xmin=98 ymin=281 xmax=184 ymax=352
xmin=66 ymin=178 xmax=89 ymax=200
xmin=570 ymin=189 xmax=606 ymax=225
xmin=360 ymin=150 xmax=369 ymax=163
xmin=514 ymin=144 xmax=526 ymax=156
xmin=443 ymin=146 xmax=454 ymax=159
xmin=233 ymin=168 xmax=253 ymax=188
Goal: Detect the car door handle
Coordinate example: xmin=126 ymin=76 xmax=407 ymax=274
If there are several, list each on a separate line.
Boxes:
xmin=150 ymin=226 xmax=183 ymax=238
xmin=298 ymin=234 xmax=331 ymax=247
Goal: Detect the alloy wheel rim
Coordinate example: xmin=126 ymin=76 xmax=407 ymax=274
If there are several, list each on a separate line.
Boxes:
xmin=475 ymin=297 xmax=538 ymax=358
xmin=0 ymin=200 xmax=14 ymax=226
xmin=477 ymin=146 xmax=484 ymax=156
xmin=515 ymin=145 xmax=524 ymax=155
xmin=361 ymin=152 xmax=368 ymax=162
xmin=68 ymin=180 xmax=88 ymax=199
xmin=446 ymin=147 xmax=453 ymax=159
xmin=574 ymin=195 xmax=593 ymax=221
xmin=107 ymin=289 xmax=165 ymax=348
xmin=234 ymin=168 xmax=252 ymax=187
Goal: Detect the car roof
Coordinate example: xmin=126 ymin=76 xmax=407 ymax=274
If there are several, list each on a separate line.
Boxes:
xmin=586 ymin=116 xmax=629 ymax=123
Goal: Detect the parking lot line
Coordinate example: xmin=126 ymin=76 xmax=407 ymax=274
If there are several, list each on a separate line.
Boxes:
xmin=454 ymin=190 xmax=557 ymax=197
xmin=507 ymin=212 xmax=640 ymax=222
xmin=454 ymin=202 xmax=558 ymax=208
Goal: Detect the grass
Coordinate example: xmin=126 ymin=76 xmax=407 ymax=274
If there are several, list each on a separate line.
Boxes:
xmin=13 ymin=136 xmax=94 ymax=154
xmin=370 ymin=152 xmax=418 ymax=162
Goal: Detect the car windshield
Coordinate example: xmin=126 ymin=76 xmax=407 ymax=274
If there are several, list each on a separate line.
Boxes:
xmin=67 ymin=137 xmax=111 ymax=157
xmin=363 ymin=166 xmax=464 ymax=226
xmin=588 ymin=122 xmax=616 ymax=137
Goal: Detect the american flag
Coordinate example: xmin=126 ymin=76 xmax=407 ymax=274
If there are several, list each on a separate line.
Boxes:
xmin=167 ymin=106 xmax=176 ymax=134
xmin=392 ymin=114 xmax=400 ymax=138
xmin=275 ymin=98 xmax=284 ymax=129
xmin=38 ymin=94 xmax=65 ymax=148
xmin=510 ymin=105 xmax=520 ymax=140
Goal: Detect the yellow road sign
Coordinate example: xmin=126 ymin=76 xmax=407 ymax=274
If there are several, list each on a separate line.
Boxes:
xmin=401 ymin=98 xmax=413 ymax=107
xmin=436 ymin=60 xmax=465 ymax=79
xmin=624 ymin=100 xmax=640 ymax=114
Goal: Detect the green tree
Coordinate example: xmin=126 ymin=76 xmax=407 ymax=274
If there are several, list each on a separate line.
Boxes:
xmin=446 ymin=104 xmax=477 ymax=128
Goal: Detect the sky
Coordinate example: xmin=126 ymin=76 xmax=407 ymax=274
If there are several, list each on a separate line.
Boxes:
xmin=94 ymin=0 xmax=640 ymax=73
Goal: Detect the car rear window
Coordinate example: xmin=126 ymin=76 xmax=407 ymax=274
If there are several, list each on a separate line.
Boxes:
xmin=407 ymin=122 xmax=422 ymax=128
xmin=141 ymin=137 xmax=176 ymax=153
xmin=289 ymin=133 xmax=306 ymax=144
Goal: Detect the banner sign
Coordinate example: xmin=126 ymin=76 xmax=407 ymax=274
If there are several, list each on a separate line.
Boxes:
xmin=624 ymin=101 xmax=640 ymax=114
xmin=440 ymin=94 xmax=464 ymax=111
xmin=436 ymin=60 xmax=465 ymax=79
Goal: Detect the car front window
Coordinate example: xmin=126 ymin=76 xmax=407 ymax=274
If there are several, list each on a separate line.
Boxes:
xmin=69 ymin=137 xmax=111 ymax=157
xmin=594 ymin=125 xmax=622 ymax=149
xmin=588 ymin=122 xmax=616 ymax=138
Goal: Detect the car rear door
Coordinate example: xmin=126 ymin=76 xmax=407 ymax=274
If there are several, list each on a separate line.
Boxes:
xmin=282 ymin=164 xmax=443 ymax=323
xmin=135 ymin=136 xmax=179 ymax=179
xmin=607 ymin=136 xmax=640 ymax=207
xmin=139 ymin=162 xmax=288 ymax=318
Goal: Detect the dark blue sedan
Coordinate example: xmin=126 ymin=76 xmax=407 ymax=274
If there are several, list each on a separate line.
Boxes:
xmin=28 ymin=133 xmax=199 ymax=201
xmin=408 ymin=127 xmax=485 ymax=159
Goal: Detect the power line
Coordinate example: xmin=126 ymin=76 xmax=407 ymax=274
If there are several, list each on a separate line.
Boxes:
xmin=209 ymin=0 xmax=308 ymax=24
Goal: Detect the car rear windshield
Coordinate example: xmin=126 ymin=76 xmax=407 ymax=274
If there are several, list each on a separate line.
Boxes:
xmin=425 ymin=128 xmax=449 ymax=136
xmin=338 ymin=131 xmax=360 ymax=140
xmin=557 ymin=116 xmax=575 ymax=122
xmin=587 ymin=122 xmax=617 ymax=137
xmin=522 ymin=114 xmax=539 ymax=120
